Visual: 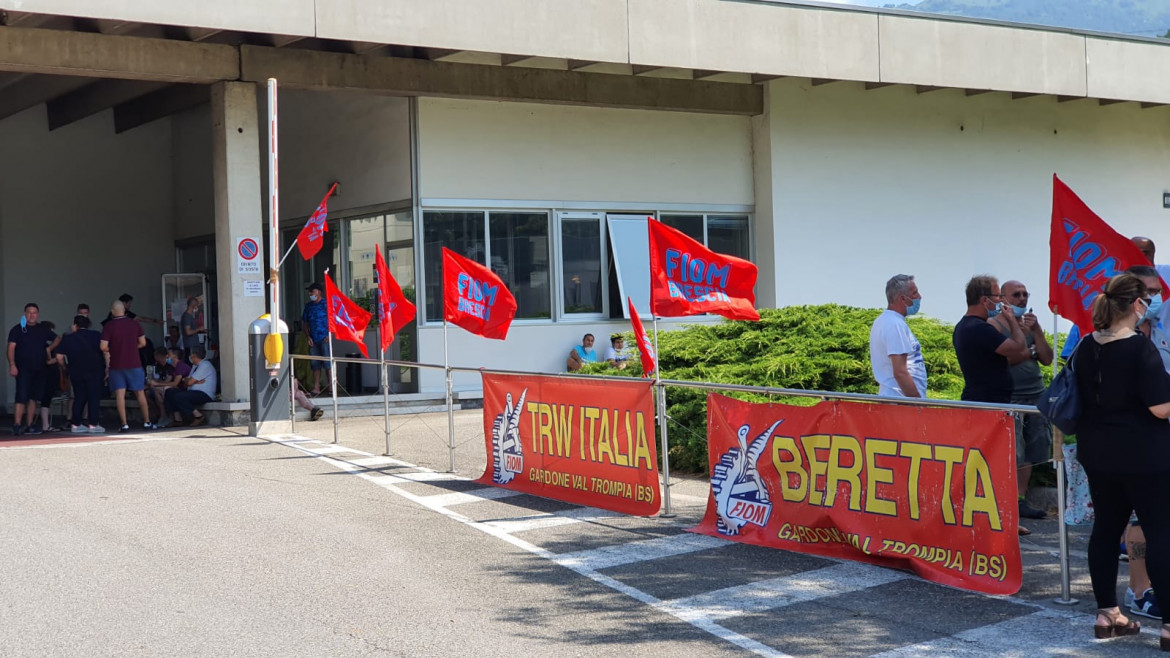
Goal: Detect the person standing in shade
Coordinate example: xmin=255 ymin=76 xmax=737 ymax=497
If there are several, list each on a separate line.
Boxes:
xmin=56 ymin=315 xmax=105 ymax=433
xmin=953 ymin=275 xmax=1029 ymax=403
xmin=180 ymin=297 xmax=206 ymax=357
xmin=6 ymin=303 xmax=58 ymax=436
xmin=101 ymin=293 xmax=162 ymax=328
xmin=566 ymin=333 xmax=597 ymax=372
xmin=301 ymin=282 xmax=329 ymax=396
xmin=990 ymin=280 xmax=1053 ymax=521
xmin=164 ymin=346 xmax=217 ymax=427
xmin=101 ymin=300 xmax=156 ymax=433
xmin=76 ymin=303 xmax=89 ymax=319
xmin=869 ymin=274 xmax=926 ymax=398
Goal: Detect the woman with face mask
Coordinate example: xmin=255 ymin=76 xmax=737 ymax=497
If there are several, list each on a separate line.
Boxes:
xmin=1073 ymin=272 xmax=1170 ymax=649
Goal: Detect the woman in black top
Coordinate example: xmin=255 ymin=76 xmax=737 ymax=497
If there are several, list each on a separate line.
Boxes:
xmin=1074 ymin=272 xmax=1170 ymax=649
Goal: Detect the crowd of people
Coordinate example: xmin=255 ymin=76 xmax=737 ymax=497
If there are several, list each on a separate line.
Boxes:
xmin=6 ymin=295 xmax=218 ymax=436
xmin=870 ymin=235 xmax=1169 ymax=649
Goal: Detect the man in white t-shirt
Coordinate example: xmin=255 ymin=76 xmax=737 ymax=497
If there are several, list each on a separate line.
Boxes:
xmin=869 ymin=274 xmax=926 ymax=397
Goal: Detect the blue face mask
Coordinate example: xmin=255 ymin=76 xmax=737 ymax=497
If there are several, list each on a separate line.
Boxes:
xmin=1012 ymin=304 xmax=1027 ymax=318
xmin=904 ymin=297 xmax=921 ymax=317
xmin=166 ymin=357 xmax=174 ymax=365
xmin=1146 ymin=294 xmax=1163 ymax=320
xmin=19 ymin=315 xmax=26 ymax=330
xmin=987 ymin=301 xmax=1002 ymax=318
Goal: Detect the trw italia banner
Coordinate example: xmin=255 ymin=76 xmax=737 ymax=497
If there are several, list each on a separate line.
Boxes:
xmin=477 ymin=373 xmax=661 ymax=516
xmin=693 ymin=394 xmax=1021 ymax=595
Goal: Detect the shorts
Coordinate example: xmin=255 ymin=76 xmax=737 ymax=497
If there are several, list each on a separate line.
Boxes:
xmin=13 ymin=367 xmax=47 ymax=405
xmin=1012 ymin=393 xmax=1052 ymax=465
xmin=309 ymin=339 xmax=331 ymax=371
xmin=40 ymin=369 xmax=60 ymax=406
xmin=108 ymin=367 xmax=146 ymax=392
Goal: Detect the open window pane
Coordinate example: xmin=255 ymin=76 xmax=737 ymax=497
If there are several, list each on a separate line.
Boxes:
xmin=561 ymin=217 xmax=603 ymax=314
xmin=606 ymin=215 xmax=651 ymax=318
xmin=708 ymin=214 xmax=750 ymax=260
xmin=660 ymin=214 xmax=703 ymax=243
xmin=490 ymin=212 xmax=551 ymax=319
xmin=423 ymin=211 xmax=485 ymax=322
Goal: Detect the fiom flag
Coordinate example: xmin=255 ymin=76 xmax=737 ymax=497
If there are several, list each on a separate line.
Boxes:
xmin=296 ymin=183 xmax=338 ymax=260
xmin=648 ymin=219 xmax=760 ymax=321
xmin=442 ymin=247 xmax=518 ymax=340
xmin=325 ymin=272 xmax=372 ymax=358
xmin=628 ymin=296 xmax=656 ymax=377
xmin=1049 ymin=175 xmax=1158 ymax=334
xmin=374 ymin=248 xmax=417 ymax=353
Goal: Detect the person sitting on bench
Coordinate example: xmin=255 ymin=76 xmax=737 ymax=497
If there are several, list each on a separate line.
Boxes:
xmin=163 ymin=345 xmax=217 ymax=427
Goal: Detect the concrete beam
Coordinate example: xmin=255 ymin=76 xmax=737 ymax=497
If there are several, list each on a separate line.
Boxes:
xmin=113 ymin=83 xmax=210 ymax=133
xmin=46 ymin=78 xmax=168 ymax=130
xmin=864 ymin=82 xmax=894 ymax=91
xmin=240 ymin=45 xmax=763 ymax=115
xmin=0 ymin=26 xmax=238 ymax=83
xmin=0 ymin=73 xmax=90 ymax=121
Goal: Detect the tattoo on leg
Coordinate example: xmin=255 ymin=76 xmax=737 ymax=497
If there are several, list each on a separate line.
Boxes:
xmin=1131 ymin=541 xmax=1147 ymax=560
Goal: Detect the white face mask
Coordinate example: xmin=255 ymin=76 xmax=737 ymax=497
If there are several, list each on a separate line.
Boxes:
xmin=310 ymin=294 xmax=320 ymax=302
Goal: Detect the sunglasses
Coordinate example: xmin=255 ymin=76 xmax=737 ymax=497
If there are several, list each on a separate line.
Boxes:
xmin=1009 ymin=291 xmax=1030 ymax=299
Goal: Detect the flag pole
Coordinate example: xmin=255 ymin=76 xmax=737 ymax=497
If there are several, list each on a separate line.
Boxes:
xmin=375 ymin=263 xmax=391 ymax=456
xmin=328 ymin=332 xmax=339 ymax=445
xmin=444 ymin=318 xmax=455 ymax=473
xmin=276 ymin=242 xmax=298 ymax=269
xmin=1050 ymin=307 xmax=1077 ymax=605
xmin=652 ymin=315 xmax=673 ymax=518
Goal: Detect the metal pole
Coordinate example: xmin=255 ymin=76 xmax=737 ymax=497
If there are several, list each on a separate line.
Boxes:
xmin=652 ymin=316 xmax=673 ymax=518
xmin=1050 ymin=308 xmax=1078 ymax=605
xmin=289 ymin=361 xmax=296 ymax=435
xmin=444 ymin=319 xmax=456 ymax=473
xmin=266 ymin=79 xmax=280 ymax=332
xmin=329 ymin=333 xmax=339 ymax=445
xmin=374 ymin=263 xmax=392 ymax=456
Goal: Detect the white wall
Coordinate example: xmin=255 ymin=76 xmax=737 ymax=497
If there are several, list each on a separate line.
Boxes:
xmin=0 ymin=105 xmax=176 ymax=409
xmin=418 ymin=97 xmax=754 ymax=205
xmin=755 ymin=78 xmax=1170 ymax=330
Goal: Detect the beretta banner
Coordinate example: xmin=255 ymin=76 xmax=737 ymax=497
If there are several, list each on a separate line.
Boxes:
xmin=693 ymin=394 xmax=1021 ymax=595
xmin=477 ymin=373 xmax=661 ymax=516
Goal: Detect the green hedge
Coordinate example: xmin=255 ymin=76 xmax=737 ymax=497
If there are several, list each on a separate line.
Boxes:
xmin=582 ymin=304 xmax=1061 ymax=474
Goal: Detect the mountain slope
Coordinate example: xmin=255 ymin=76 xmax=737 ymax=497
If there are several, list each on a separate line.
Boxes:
xmin=888 ymin=0 xmax=1170 ymax=37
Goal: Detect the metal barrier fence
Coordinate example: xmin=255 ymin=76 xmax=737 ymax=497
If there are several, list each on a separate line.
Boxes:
xmin=288 ymin=352 xmax=1076 ymax=605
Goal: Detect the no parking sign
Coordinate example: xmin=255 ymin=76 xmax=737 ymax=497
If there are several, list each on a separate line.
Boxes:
xmin=237 ymin=237 xmax=261 ymax=274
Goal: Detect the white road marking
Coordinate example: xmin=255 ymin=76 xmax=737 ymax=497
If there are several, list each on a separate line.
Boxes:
xmin=666 ymin=562 xmax=909 ymax=621
xmin=484 ymin=507 xmax=622 ymax=533
xmin=557 ymin=533 xmax=728 ymax=571
xmin=301 ymin=445 xmax=356 ymax=455
xmin=422 ymin=487 xmax=525 ymax=507
xmin=869 ymin=608 xmax=1112 ymax=657
xmin=348 ymin=456 xmax=412 ymax=468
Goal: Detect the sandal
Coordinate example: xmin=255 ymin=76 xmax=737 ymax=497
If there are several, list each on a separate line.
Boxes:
xmin=1094 ymin=607 xmax=1140 ymax=639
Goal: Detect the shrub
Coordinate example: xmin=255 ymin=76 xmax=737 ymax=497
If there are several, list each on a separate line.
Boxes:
xmin=585 ymin=305 xmax=1060 ymax=474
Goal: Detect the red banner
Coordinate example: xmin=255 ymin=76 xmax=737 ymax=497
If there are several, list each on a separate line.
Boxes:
xmin=693 ymin=394 xmax=1021 ymax=595
xmin=477 ymin=373 xmax=661 ymax=516
xmin=443 ymin=247 xmax=518 ymax=340
xmin=627 ymin=296 xmax=656 ymax=377
xmin=648 ymin=219 xmax=759 ymax=321
xmin=374 ymin=248 xmax=416 ymax=353
xmin=1050 ymin=175 xmax=1157 ymax=334
xmin=325 ymin=272 xmax=372 ymax=358
xmin=296 ymin=183 xmax=337 ymax=260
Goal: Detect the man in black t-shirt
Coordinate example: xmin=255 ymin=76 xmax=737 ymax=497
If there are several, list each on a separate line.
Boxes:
xmin=6 ymin=303 xmax=60 ymax=436
xmin=952 ymin=275 xmax=1030 ymax=403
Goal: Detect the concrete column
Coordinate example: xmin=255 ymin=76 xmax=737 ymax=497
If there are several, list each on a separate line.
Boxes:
xmin=211 ymin=81 xmax=266 ymax=402
xmin=751 ymin=80 xmax=780 ymax=309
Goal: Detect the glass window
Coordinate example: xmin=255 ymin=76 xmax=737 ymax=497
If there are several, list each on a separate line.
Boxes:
xmin=347 ymin=215 xmax=385 ymax=302
xmin=490 ymin=212 xmax=551 ymax=319
xmin=660 ymin=214 xmax=703 ymax=243
xmin=561 ymin=216 xmax=604 ymax=315
xmin=606 ymin=215 xmax=651 ymax=318
xmin=708 ymin=214 xmax=751 ymax=260
xmin=423 ymin=211 xmax=485 ymax=322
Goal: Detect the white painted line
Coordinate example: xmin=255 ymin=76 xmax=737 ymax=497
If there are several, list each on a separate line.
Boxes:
xmin=557 ymin=533 xmax=728 ymax=571
xmin=422 ymin=487 xmax=525 ymax=507
xmin=484 ymin=507 xmax=622 ymax=533
xmin=870 ymin=608 xmax=1101 ymax=657
xmin=302 ymin=445 xmax=356 ymax=455
xmin=392 ymin=471 xmax=460 ymax=483
xmin=348 ymin=456 xmax=412 ymax=468
xmin=666 ymin=562 xmax=909 ymax=621
xmin=282 ymin=436 xmax=790 ymax=658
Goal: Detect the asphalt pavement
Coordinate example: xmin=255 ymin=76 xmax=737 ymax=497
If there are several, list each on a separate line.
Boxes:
xmin=1 ymin=410 xmax=1164 ymax=656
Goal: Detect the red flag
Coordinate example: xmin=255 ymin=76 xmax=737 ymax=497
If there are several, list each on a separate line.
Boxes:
xmin=1049 ymin=175 xmax=1161 ymax=334
xmin=628 ymin=296 xmax=657 ymax=377
xmin=374 ymin=248 xmax=416 ymax=354
xmin=296 ymin=183 xmax=337 ymax=260
xmin=324 ymin=272 xmax=372 ymax=358
xmin=442 ymin=247 xmax=517 ymax=340
xmin=648 ymin=219 xmax=760 ymax=321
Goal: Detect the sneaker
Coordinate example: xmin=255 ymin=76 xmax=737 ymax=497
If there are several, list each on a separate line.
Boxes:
xmin=1125 ymin=587 xmax=1137 ymax=609
xmin=142 ymin=422 xmax=157 ymax=430
xmin=189 ymin=415 xmax=206 ymax=427
xmin=24 ymin=426 xmax=42 ymax=436
xmin=88 ymin=425 xmax=106 ymax=434
xmin=12 ymin=424 xmax=22 ymax=436
xmin=155 ymin=418 xmax=172 ymax=429
xmin=310 ymin=407 xmax=324 ymax=421
xmin=1131 ymin=588 xmax=1162 ymax=619
xmin=118 ymin=425 xmax=131 ymax=434
xmin=1018 ymin=499 xmax=1046 ymax=520
xmin=70 ymin=424 xmax=88 ymax=434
